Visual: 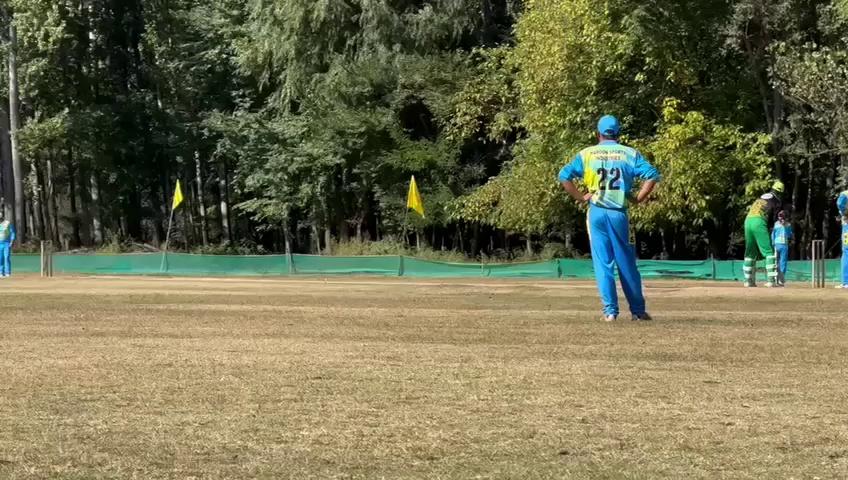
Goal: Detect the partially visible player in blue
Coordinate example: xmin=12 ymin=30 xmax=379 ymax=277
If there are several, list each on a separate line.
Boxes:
xmin=840 ymin=214 xmax=848 ymax=289
xmin=558 ymin=115 xmax=661 ymax=321
xmin=837 ymin=190 xmax=848 ymax=289
xmin=770 ymin=210 xmax=792 ymax=286
xmin=0 ymin=213 xmax=16 ymax=277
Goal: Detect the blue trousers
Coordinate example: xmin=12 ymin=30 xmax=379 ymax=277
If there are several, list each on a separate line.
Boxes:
xmin=0 ymin=242 xmax=10 ymax=276
xmin=775 ymin=244 xmax=789 ymax=275
xmin=588 ymin=206 xmax=646 ymax=316
xmin=842 ymin=248 xmax=848 ymax=285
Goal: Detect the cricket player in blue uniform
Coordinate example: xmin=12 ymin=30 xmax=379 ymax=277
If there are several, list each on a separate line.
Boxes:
xmin=838 ymin=191 xmax=848 ymax=289
xmin=558 ymin=115 xmax=661 ymax=321
xmin=770 ymin=210 xmax=792 ymax=286
xmin=0 ymin=213 xmax=16 ymax=277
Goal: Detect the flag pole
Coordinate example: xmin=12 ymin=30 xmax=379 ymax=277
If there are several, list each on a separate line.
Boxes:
xmin=160 ymin=202 xmax=176 ymax=273
xmin=403 ymin=177 xmax=409 ymax=246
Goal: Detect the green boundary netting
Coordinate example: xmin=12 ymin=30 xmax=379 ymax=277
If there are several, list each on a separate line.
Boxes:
xmin=11 ymin=254 xmax=41 ymax=273
xmin=164 ymin=254 xmax=289 ymax=276
xmin=8 ymin=253 xmax=843 ymax=282
xmin=293 ymin=255 xmax=399 ymax=275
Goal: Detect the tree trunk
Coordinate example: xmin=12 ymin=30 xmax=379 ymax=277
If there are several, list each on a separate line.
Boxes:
xmin=338 ymin=218 xmax=349 ymax=243
xmin=47 ymin=157 xmax=60 ymax=246
xmin=481 ymin=0 xmax=493 ymax=43
xmin=30 ymin=162 xmax=45 ymax=241
xmin=674 ymin=227 xmax=686 ymax=259
xmin=791 ymin=160 xmax=801 ymax=259
xmin=126 ymin=186 xmax=142 ymax=241
xmin=0 ymin=107 xmax=13 ymax=220
xmin=320 ymin=177 xmax=331 ymax=254
xmin=180 ymin=190 xmax=191 ymax=249
xmin=149 ymin=178 xmax=162 ymax=247
xmin=312 ymin=223 xmax=320 ymax=254
xmin=282 ymin=217 xmax=292 ymax=255
xmin=355 ymin=184 xmax=369 ymax=242
xmin=195 ymin=151 xmax=208 ymax=246
xmin=76 ymin=162 xmax=93 ymax=245
xmin=324 ymin=226 xmax=332 ymax=254
xmin=218 ymin=159 xmax=231 ymax=244
xmin=90 ymin=172 xmax=103 ymax=244
xmin=26 ymin=196 xmax=34 ymax=240
xmin=739 ymin=24 xmax=773 ymax=133
xmin=68 ymin=160 xmax=82 ymax=247
xmin=802 ymin=159 xmax=814 ymax=260
xmin=9 ymin=20 xmax=25 ymax=243
xmin=525 ymin=234 xmax=532 ymax=256
xmin=823 ymin=158 xmax=836 ymax=251
xmin=119 ymin=215 xmax=127 ymax=239
xmin=184 ymin=165 xmax=196 ymax=246
xmin=355 ymin=219 xmax=364 ymax=242
xmin=771 ymin=88 xmax=785 ymax=179
xmin=158 ymin=170 xmax=169 ymax=245
xmin=38 ymin=167 xmax=49 ymax=242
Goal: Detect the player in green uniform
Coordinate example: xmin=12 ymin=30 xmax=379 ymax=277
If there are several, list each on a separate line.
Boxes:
xmin=743 ymin=181 xmax=784 ymax=287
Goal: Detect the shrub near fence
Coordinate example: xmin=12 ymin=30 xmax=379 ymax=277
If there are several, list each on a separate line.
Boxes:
xmin=9 ymin=253 xmax=842 ymax=282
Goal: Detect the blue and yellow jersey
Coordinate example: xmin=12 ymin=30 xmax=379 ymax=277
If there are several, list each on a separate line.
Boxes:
xmin=771 ymin=221 xmax=792 ymax=246
xmin=843 ymin=219 xmax=848 ymax=250
xmin=837 ymin=191 xmax=848 ymax=216
xmin=842 ymin=219 xmax=848 ymax=250
xmin=558 ymin=140 xmax=660 ymax=210
xmin=0 ymin=221 xmax=14 ymax=243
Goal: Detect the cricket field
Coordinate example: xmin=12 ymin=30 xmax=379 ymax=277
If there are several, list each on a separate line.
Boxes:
xmin=1 ymin=276 xmax=846 ymax=479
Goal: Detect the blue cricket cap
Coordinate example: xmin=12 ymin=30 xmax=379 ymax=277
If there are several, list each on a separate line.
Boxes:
xmin=597 ymin=115 xmax=621 ymax=137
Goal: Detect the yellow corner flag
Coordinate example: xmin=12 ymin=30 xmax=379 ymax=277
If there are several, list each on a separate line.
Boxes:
xmin=406 ymin=175 xmax=425 ymax=218
xmin=172 ymin=180 xmax=184 ymax=210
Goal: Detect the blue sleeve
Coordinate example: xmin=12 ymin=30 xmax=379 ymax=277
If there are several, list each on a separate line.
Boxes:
xmin=558 ymin=153 xmax=584 ymax=182
xmin=633 ymin=152 xmax=661 ymax=182
xmin=10 ymin=225 xmax=15 ymax=244
xmin=771 ymin=228 xmax=776 ymax=243
xmin=838 ymin=193 xmax=848 ymax=216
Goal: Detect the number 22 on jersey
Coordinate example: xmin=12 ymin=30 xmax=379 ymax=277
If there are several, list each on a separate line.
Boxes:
xmin=592 ymin=166 xmax=625 ymax=208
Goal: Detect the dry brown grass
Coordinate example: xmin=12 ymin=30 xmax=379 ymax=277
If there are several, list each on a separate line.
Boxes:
xmin=1 ymin=275 xmax=847 ymax=479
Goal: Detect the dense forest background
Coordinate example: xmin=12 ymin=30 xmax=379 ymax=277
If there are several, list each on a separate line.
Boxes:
xmin=1 ymin=0 xmax=847 ymax=260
